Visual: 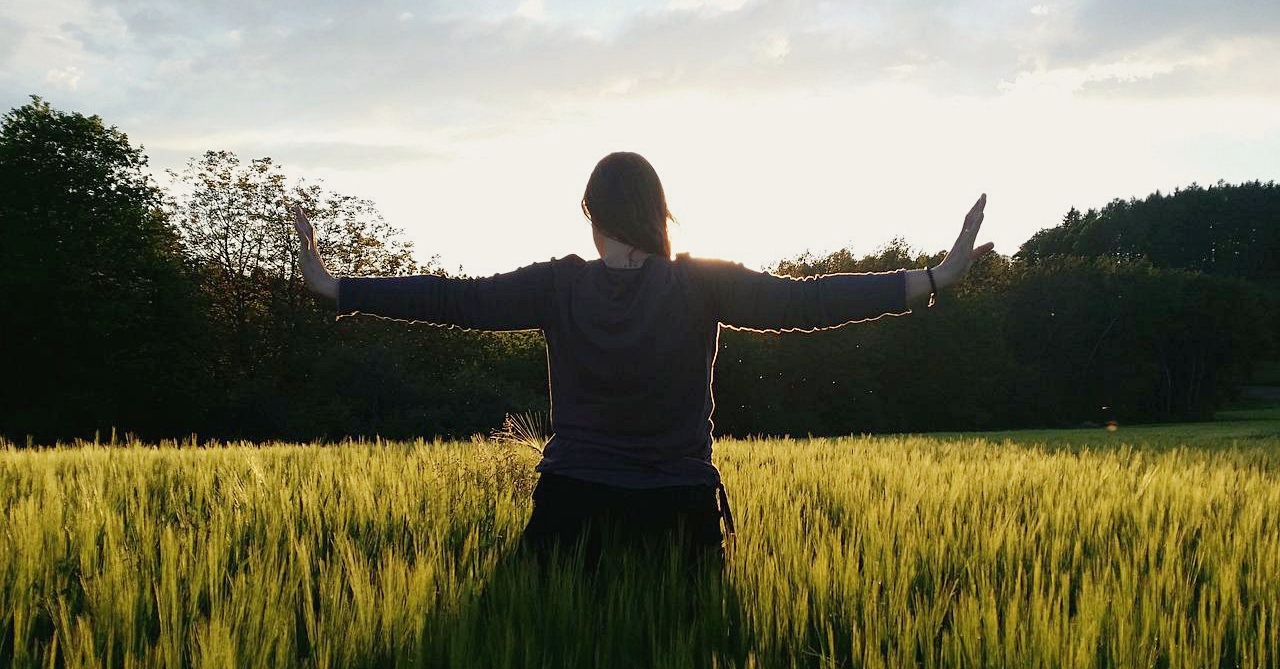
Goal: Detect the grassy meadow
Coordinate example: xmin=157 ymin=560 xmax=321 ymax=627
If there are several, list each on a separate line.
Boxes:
xmin=2 ymin=413 xmax=1279 ymax=668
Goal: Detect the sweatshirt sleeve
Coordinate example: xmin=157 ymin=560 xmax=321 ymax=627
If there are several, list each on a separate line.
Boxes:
xmin=336 ymin=261 xmax=555 ymax=332
xmin=686 ymin=257 xmax=909 ymax=332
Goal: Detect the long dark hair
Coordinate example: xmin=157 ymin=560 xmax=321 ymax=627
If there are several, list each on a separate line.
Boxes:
xmin=581 ymin=152 xmax=673 ymax=258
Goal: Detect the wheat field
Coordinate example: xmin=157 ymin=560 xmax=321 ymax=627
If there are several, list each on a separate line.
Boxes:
xmin=2 ymin=423 xmax=1278 ymax=668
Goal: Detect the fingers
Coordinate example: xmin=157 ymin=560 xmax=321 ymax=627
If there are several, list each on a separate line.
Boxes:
xmin=292 ymin=205 xmax=315 ymax=251
xmin=970 ymin=241 xmax=995 ymax=262
xmin=964 ymin=194 xmax=986 ymax=233
xmin=949 ymin=194 xmax=986 ymax=253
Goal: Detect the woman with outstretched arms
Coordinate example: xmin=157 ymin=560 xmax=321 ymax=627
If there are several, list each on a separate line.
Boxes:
xmin=293 ymin=152 xmax=992 ymax=571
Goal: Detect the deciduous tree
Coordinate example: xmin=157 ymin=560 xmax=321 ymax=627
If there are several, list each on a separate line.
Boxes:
xmin=0 ymin=97 xmax=199 ymax=440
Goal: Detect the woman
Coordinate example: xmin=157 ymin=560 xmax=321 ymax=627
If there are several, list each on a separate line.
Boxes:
xmin=292 ymin=152 xmax=992 ymax=572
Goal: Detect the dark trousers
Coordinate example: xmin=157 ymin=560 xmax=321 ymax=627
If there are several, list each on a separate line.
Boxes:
xmin=519 ymin=472 xmax=726 ymax=574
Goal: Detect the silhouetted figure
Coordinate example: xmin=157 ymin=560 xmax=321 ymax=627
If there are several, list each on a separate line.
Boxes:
xmin=293 ymin=152 xmax=992 ymax=574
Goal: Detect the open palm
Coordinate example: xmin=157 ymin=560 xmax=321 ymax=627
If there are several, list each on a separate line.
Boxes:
xmin=292 ymin=206 xmax=338 ymax=300
xmin=938 ymin=194 xmax=994 ymax=284
xmin=955 ymin=195 xmax=994 ymax=267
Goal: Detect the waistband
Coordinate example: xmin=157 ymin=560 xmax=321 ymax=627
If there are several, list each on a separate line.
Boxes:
xmin=536 ymin=472 xmax=738 ymax=553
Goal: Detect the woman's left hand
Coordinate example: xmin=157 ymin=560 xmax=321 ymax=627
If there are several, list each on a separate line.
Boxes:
xmin=936 ymin=194 xmax=994 ymax=286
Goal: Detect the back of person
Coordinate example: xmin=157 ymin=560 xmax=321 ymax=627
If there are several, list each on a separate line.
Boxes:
xmin=542 ymin=254 xmax=719 ymax=485
xmin=292 ymin=151 xmax=992 ymax=574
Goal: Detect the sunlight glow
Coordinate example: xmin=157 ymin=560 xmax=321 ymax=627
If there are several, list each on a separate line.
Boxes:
xmin=271 ymin=79 xmax=1279 ymax=276
xmin=19 ymin=0 xmax=1266 ymax=277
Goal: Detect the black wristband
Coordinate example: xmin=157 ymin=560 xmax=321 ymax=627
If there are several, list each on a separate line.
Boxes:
xmin=926 ymin=266 xmax=938 ymax=307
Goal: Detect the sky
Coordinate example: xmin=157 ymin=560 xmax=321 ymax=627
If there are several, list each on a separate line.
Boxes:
xmin=2 ymin=0 xmax=1278 ymax=275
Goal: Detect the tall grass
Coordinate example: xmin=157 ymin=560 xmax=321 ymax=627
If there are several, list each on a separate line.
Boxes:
xmin=1 ymin=431 xmax=1278 ymax=668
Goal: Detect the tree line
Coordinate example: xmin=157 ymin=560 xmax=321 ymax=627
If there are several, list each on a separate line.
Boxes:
xmin=1 ymin=97 xmax=1275 ymax=445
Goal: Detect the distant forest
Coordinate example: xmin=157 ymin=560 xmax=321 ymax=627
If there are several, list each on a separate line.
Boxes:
xmin=2 ymin=96 xmax=1277 ymax=444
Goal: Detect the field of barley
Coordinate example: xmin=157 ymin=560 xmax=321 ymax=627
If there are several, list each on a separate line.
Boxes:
xmin=3 ymin=411 xmax=1279 ymax=668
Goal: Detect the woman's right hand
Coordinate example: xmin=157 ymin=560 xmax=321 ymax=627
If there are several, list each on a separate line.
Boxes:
xmin=292 ymin=206 xmax=339 ymax=300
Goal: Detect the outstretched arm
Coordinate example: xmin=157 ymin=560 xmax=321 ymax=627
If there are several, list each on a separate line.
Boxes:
xmin=903 ymin=194 xmax=994 ymax=305
xmin=292 ymin=206 xmax=551 ymax=331
xmin=689 ymin=260 xmax=909 ymax=332
xmin=690 ymin=194 xmax=995 ymax=331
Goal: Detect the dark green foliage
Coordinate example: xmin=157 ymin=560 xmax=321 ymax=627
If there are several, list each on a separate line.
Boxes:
xmin=287 ymin=323 xmax=548 ymax=442
xmin=0 ymin=96 xmax=204 ymax=441
xmin=0 ymin=98 xmax=549 ymax=444
xmin=712 ymin=237 xmax=1271 ymax=435
xmin=1018 ymin=180 xmax=1280 ymax=388
xmin=1017 ymin=181 xmax=1280 ymax=287
xmin=0 ymin=95 xmax=1273 ymax=443
xmin=1013 ymin=181 xmax=1280 ymax=423
xmin=1001 ymin=258 xmax=1269 ymax=424
xmin=165 ymin=149 xmax=548 ymax=442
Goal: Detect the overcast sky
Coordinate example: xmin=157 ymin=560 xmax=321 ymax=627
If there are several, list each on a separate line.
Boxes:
xmin=2 ymin=0 xmax=1278 ymax=274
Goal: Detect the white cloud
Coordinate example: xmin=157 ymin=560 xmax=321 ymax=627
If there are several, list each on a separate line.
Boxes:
xmin=153 ymin=57 xmax=190 ymax=76
xmin=884 ymin=63 xmax=918 ymax=78
xmin=44 ymin=66 xmax=83 ymax=90
xmin=2 ymin=0 xmax=1277 ymax=274
xmin=514 ymin=0 xmax=545 ymax=21
xmin=602 ymin=77 xmax=638 ymax=95
xmin=1042 ymin=0 xmax=1280 ymax=68
xmin=665 ymin=0 xmax=747 ymax=13
xmin=753 ymin=35 xmax=790 ymax=64
xmin=6 ymin=0 xmax=1270 ymax=144
xmin=1075 ymin=36 xmax=1280 ymax=100
xmin=0 ymin=18 xmax=25 ymax=66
